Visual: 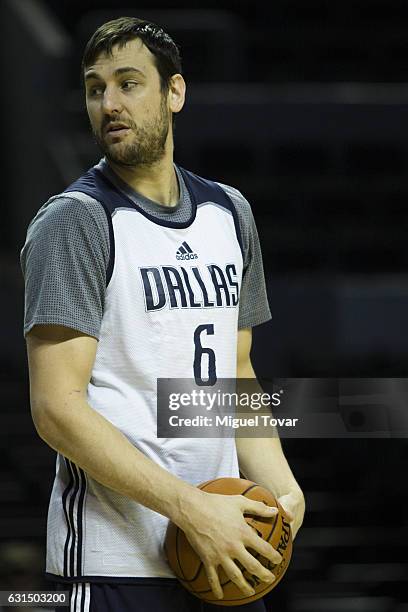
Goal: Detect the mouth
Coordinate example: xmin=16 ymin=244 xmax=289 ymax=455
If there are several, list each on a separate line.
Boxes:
xmin=105 ymin=123 xmax=131 ymax=138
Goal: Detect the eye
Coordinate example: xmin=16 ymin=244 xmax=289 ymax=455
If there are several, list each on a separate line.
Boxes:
xmin=122 ymin=80 xmax=138 ymax=90
xmin=88 ymin=85 xmax=104 ymax=97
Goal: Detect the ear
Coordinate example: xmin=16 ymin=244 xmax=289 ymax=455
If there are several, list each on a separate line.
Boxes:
xmin=168 ymin=74 xmax=186 ymax=114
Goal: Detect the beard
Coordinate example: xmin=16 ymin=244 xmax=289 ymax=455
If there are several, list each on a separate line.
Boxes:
xmin=92 ymin=97 xmax=170 ymax=168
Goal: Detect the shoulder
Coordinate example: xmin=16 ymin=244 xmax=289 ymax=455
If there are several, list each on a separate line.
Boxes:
xmin=215 ymin=181 xmax=255 ymax=239
xmin=21 ymin=191 xmax=111 ymax=272
xmin=26 ymin=191 xmax=109 ymax=240
xmin=179 ymin=166 xmax=253 ymax=218
xmin=215 ymin=181 xmax=252 ymax=213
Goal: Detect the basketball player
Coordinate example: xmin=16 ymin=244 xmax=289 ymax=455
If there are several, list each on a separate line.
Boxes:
xmin=21 ymin=17 xmax=305 ymax=612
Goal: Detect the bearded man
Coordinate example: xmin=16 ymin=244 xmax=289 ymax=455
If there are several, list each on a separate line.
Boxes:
xmin=20 ymin=17 xmax=305 ymax=612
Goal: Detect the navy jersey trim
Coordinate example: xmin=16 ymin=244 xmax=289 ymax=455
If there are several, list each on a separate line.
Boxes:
xmin=99 ymin=200 xmax=115 ymax=287
xmin=65 ymin=164 xmax=242 ymax=236
xmin=64 ymin=164 xmax=244 ymax=285
xmin=62 ymin=459 xmax=74 ymax=577
xmin=178 ymin=167 xmax=244 ymax=258
xmin=64 ymin=175 xmax=115 ymax=288
xmin=67 ymin=461 xmax=78 ymax=577
xmin=76 ymin=465 xmax=87 ymax=576
xmin=47 ymin=573 xmax=179 ymax=585
xmin=62 ymin=459 xmax=86 ymax=578
xmin=96 ymin=169 xmax=198 ymax=229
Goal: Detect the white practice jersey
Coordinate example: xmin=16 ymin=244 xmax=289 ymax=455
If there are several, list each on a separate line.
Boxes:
xmin=21 ymin=162 xmax=271 ymax=583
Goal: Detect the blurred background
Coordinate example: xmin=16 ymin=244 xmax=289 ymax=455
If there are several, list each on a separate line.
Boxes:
xmin=0 ymin=0 xmax=407 ymax=610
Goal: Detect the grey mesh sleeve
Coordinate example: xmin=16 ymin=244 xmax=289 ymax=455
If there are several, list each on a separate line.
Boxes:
xmin=20 ymin=194 xmax=111 ymax=339
xmin=217 ymin=183 xmax=272 ymax=329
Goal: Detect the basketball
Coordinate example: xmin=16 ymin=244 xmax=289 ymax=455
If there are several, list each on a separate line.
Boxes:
xmin=164 ymin=477 xmax=292 ymax=606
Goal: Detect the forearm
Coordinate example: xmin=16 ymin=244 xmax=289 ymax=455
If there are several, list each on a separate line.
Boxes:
xmin=236 ymin=436 xmax=303 ymax=499
xmin=236 ymin=334 xmax=304 ymax=504
xmin=33 ymin=397 xmax=200 ymax=526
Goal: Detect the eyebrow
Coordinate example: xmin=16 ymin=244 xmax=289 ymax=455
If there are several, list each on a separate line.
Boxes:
xmin=84 ymin=67 xmax=145 ymax=81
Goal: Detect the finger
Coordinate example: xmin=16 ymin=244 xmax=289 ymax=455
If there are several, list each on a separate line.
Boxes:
xmin=278 ymin=500 xmax=294 ymax=522
xmin=240 ymin=497 xmax=278 ymax=518
xmin=237 ymin=547 xmax=276 ymax=584
xmin=203 ymin=563 xmax=223 ymax=600
xmin=245 ymin=529 xmax=283 ymax=565
xmin=222 ymin=558 xmax=255 ymax=597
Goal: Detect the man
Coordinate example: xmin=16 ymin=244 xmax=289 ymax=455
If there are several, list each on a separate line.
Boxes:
xmin=21 ymin=17 xmax=305 ymax=612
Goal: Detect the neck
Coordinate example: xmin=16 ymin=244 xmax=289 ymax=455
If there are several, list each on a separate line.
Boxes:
xmin=107 ymin=139 xmax=179 ymax=207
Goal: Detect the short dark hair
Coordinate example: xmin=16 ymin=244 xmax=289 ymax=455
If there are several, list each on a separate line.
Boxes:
xmin=82 ymin=16 xmax=182 ymax=91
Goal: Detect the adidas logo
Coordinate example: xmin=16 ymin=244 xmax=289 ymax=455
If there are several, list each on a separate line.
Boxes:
xmin=176 ymin=241 xmax=198 ymax=260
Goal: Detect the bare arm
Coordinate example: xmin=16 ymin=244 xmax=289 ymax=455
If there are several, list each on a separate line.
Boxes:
xmin=27 ymin=324 xmax=200 ymax=522
xmin=236 ymin=328 xmax=305 ymax=538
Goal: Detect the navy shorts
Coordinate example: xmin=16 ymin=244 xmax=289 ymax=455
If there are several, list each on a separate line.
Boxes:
xmin=56 ymin=579 xmax=267 ymax=612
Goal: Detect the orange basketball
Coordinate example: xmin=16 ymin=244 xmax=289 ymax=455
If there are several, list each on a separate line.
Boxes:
xmin=164 ymin=477 xmax=292 ymax=606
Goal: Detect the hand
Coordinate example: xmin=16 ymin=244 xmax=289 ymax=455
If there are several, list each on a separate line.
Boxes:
xmin=177 ymin=490 xmax=283 ymax=600
xmin=277 ymin=489 xmax=305 ymax=540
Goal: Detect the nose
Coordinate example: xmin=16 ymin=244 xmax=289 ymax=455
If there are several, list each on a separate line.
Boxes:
xmin=101 ymin=85 xmax=123 ymax=115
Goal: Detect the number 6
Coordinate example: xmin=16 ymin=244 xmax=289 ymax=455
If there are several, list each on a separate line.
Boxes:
xmin=193 ymin=324 xmax=217 ymax=386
